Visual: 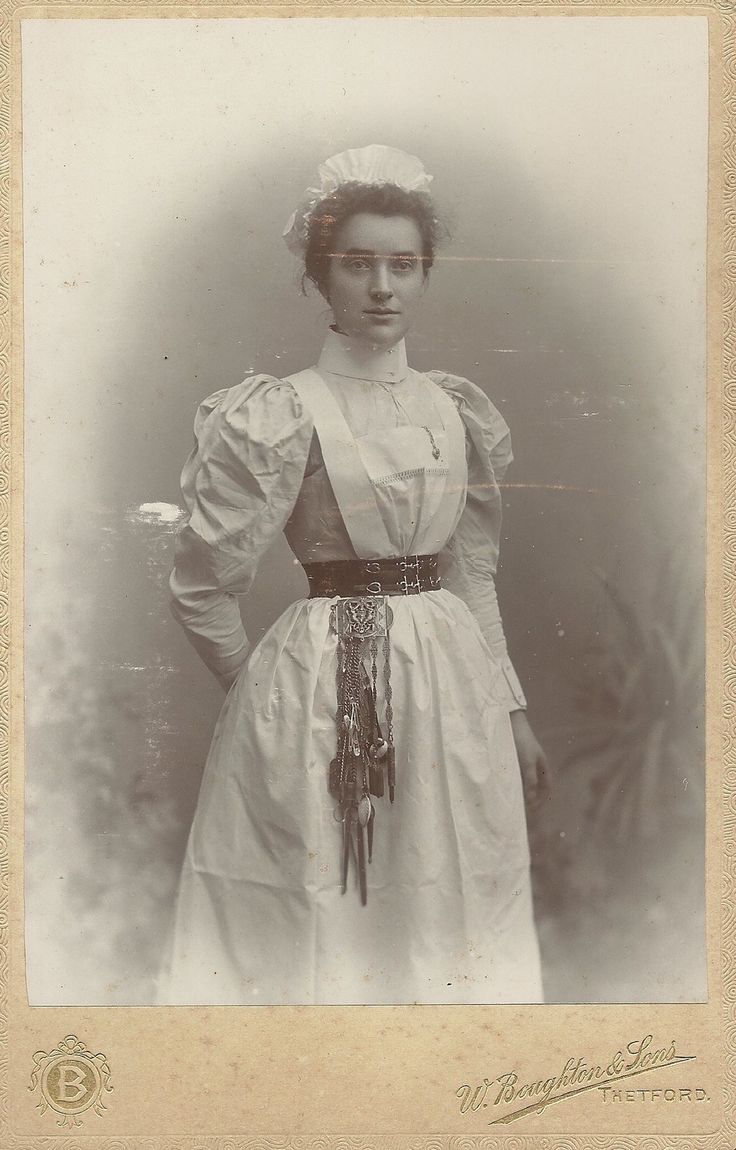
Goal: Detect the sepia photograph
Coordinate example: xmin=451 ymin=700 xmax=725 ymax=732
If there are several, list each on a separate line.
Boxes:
xmin=21 ymin=13 xmax=708 ymax=1011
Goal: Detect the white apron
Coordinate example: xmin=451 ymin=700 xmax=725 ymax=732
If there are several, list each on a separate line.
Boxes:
xmin=158 ymin=369 xmax=544 ymax=1005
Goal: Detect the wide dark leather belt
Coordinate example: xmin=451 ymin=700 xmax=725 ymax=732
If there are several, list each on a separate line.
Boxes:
xmin=304 ymin=554 xmax=441 ymax=599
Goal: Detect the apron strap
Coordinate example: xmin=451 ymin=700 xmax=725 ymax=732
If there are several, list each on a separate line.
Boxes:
xmin=419 ymin=382 xmax=468 ymax=553
xmin=285 ymin=368 xmax=394 ymax=559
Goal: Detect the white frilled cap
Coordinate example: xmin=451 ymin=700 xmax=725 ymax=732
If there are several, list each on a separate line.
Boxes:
xmin=282 ymin=144 xmax=433 ymax=255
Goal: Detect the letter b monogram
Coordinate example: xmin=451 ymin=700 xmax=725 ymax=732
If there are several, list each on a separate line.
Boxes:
xmin=45 ymin=1058 xmax=96 ymax=1113
xmin=31 ymin=1035 xmax=112 ymax=1128
xmin=56 ymin=1063 xmax=87 ymax=1103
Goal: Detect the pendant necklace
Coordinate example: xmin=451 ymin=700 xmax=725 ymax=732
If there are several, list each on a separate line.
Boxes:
xmin=375 ymin=381 xmax=443 ymax=462
xmin=423 ymin=426 xmax=442 ymax=461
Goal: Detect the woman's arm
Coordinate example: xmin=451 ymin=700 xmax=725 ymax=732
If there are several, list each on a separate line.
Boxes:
xmin=442 ymin=510 xmax=550 ymax=804
xmin=169 ymin=530 xmax=253 ymax=690
xmin=441 ymin=497 xmax=528 ymax=712
xmin=432 ymin=369 xmax=550 ymax=802
xmin=169 ymin=375 xmax=314 ymax=690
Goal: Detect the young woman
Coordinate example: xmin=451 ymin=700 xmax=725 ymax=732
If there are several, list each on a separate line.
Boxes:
xmin=159 ymin=145 xmax=548 ymax=1005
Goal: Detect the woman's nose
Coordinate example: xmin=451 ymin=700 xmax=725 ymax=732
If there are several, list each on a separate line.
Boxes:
xmin=369 ymin=264 xmax=393 ymax=299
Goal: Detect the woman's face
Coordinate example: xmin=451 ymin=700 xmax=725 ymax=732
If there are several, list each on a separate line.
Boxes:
xmin=324 ymin=212 xmax=428 ymax=349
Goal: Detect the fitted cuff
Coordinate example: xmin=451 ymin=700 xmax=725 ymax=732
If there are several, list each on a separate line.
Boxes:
xmin=176 ymin=620 xmax=251 ymax=686
xmin=499 ymin=657 xmax=527 ymax=710
xmin=209 ymin=639 xmax=251 ymax=684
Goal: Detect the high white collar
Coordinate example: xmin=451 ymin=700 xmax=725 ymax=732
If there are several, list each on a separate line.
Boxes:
xmin=316 ymin=326 xmax=409 ymax=385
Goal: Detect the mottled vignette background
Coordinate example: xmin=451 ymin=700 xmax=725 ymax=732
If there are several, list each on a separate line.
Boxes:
xmin=20 ymin=16 xmax=707 ymax=1005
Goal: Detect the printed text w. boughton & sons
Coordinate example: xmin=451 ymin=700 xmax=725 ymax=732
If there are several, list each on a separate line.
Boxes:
xmin=456 ymin=1034 xmax=703 ymax=1125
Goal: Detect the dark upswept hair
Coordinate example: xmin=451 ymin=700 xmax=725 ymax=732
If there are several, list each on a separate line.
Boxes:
xmin=303 ymin=181 xmax=445 ymax=296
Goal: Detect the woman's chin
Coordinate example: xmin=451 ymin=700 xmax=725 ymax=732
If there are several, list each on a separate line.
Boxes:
xmin=356 ymin=321 xmax=408 ymax=349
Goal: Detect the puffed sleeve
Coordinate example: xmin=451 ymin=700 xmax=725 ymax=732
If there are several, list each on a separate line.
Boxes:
xmin=428 ymin=370 xmax=527 ymax=711
xmin=169 ymin=375 xmax=314 ymax=688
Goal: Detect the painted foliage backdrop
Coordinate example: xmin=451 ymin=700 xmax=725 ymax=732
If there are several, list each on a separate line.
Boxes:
xmin=22 ymin=15 xmax=707 ymax=1002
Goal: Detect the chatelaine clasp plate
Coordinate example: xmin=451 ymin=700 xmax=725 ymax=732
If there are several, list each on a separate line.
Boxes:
xmin=330 ymin=596 xmax=393 ymax=642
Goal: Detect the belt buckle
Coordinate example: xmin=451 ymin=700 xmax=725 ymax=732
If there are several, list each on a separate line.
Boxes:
xmin=399 ymin=555 xmax=421 ymax=594
xmin=399 ymin=556 xmax=420 ymax=574
xmin=399 ymin=576 xmax=420 ymax=594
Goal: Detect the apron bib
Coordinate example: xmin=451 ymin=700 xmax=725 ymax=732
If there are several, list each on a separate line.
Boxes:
xmin=286 ymin=367 xmax=466 ymax=558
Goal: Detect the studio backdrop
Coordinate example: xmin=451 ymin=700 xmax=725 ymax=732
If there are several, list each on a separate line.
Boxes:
xmin=21 ymin=15 xmax=707 ymax=1004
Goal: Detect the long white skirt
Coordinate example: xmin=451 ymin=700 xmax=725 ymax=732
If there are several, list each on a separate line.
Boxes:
xmin=158 ymin=589 xmax=544 ymax=1004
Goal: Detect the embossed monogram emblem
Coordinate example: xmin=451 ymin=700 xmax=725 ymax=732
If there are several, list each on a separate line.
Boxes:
xmin=29 ymin=1034 xmax=112 ymax=1128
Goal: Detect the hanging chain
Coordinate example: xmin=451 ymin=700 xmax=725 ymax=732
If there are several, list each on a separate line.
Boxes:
xmin=383 ymin=628 xmax=396 ymax=802
xmin=329 ymin=597 xmax=395 ymax=904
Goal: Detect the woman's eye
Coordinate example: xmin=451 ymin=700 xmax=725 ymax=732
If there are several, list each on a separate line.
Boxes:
xmin=392 ymin=258 xmax=419 ymax=272
xmin=342 ymin=257 xmax=371 ymax=271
